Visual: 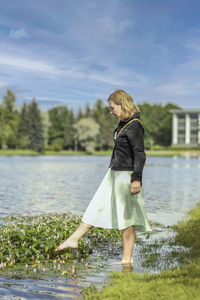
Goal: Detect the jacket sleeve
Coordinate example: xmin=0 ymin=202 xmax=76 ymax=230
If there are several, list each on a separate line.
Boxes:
xmin=126 ymin=122 xmax=146 ymax=183
xmin=109 ymin=128 xmax=117 ymax=168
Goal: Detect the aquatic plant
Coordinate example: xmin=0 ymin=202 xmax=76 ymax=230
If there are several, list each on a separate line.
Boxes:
xmin=0 ymin=213 xmax=121 ymax=278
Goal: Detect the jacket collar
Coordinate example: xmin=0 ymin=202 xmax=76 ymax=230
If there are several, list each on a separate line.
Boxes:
xmin=119 ymin=112 xmax=140 ymax=126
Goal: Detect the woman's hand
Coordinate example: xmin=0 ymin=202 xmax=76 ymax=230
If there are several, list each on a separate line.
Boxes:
xmin=131 ymin=181 xmax=141 ymax=195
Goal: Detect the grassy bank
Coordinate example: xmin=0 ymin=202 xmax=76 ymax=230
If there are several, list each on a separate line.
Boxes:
xmin=82 ymin=203 xmax=200 ymax=299
xmin=0 ymin=149 xmax=87 ymax=156
xmin=0 ymin=149 xmax=112 ymax=156
xmin=146 ymin=149 xmax=200 ymax=157
xmin=0 ymin=149 xmax=199 ymax=157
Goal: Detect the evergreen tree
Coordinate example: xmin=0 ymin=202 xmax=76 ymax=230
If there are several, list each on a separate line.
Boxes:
xmin=28 ymin=98 xmax=44 ymax=152
xmin=85 ymin=103 xmax=91 ymax=117
xmin=64 ymin=110 xmax=75 ymax=150
xmin=77 ymin=107 xmax=84 ymax=121
xmin=0 ymin=90 xmax=19 ymax=149
xmin=0 ymin=105 xmax=5 ymax=148
xmin=2 ymin=90 xmax=16 ymax=112
xmin=92 ymin=99 xmax=118 ymax=150
xmin=48 ymin=106 xmax=70 ymax=149
xmin=17 ymin=103 xmax=30 ymax=149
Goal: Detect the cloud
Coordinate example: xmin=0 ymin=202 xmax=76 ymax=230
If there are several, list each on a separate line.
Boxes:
xmin=26 ymin=96 xmax=83 ymax=104
xmin=0 ymin=51 xmax=145 ymax=88
xmin=154 ymin=82 xmax=191 ymax=97
xmin=0 ymin=55 xmax=60 ymax=74
xmin=21 ymin=96 xmax=85 ymax=111
xmin=0 ymin=82 xmax=20 ymax=98
xmin=0 ymin=1 xmax=199 ymax=109
xmin=0 ymin=80 xmax=7 ymax=88
xmin=8 ymin=28 xmax=28 ymax=40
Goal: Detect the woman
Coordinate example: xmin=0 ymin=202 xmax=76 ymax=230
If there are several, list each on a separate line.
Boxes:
xmin=54 ymin=90 xmax=151 ymax=265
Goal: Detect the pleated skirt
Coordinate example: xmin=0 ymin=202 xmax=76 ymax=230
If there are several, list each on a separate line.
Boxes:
xmin=82 ymin=168 xmax=152 ymax=231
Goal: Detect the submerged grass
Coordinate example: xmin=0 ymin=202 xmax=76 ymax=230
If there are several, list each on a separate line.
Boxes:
xmin=82 ymin=202 xmax=200 ymax=299
xmin=0 ymin=213 xmax=121 ymax=279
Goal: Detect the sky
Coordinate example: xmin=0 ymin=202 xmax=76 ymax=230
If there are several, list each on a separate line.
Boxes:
xmin=0 ymin=0 xmax=200 ymax=112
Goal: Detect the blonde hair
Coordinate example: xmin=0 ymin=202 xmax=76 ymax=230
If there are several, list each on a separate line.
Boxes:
xmin=107 ymin=89 xmax=139 ymax=120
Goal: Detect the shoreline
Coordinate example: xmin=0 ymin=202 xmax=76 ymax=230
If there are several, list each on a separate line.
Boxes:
xmin=0 ymin=149 xmax=200 ymax=157
xmin=82 ymin=202 xmax=200 ymax=299
xmin=0 ymin=205 xmax=200 ymax=299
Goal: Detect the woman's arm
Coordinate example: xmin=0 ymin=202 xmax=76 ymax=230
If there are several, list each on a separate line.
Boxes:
xmin=126 ymin=122 xmax=146 ymax=186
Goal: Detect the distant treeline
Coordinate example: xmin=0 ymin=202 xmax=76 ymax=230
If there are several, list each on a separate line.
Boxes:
xmin=0 ymin=90 xmax=179 ymax=152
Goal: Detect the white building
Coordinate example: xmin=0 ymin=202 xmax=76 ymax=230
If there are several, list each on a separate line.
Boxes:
xmin=170 ymin=109 xmax=200 ymax=147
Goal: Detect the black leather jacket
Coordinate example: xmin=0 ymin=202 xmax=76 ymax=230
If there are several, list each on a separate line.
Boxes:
xmin=109 ymin=112 xmax=146 ymax=183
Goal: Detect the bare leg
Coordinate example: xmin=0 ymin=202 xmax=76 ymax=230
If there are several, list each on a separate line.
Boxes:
xmin=111 ymin=225 xmax=135 ymax=265
xmin=121 ymin=225 xmax=135 ymax=264
xmin=54 ymin=222 xmax=93 ymax=252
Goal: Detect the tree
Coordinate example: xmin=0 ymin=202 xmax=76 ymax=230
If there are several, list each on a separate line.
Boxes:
xmin=158 ymin=103 xmax=180 ymax=146
xmin=16 ymin=103 xmax=30 ymax=149
xmin=48 ymin=106 xmax=70 ymax=149
xmin=84 ymin=103 xmax=91 ymax=117
xmin=139 ymin=102 xmax=180 ymax=148
xmin=64 ymin=110 xmax=75 ymax=150
xmin=74 ymin=117 xmax=100 ymax=153
xmin=2 ymin=90 xmax=16 ymax=112
xmin=92 ymin=99 xmax=118 ymax=150
xmin=139 ymin=103 xmax=155 ymax=149
xmin=77 ymin=108 xmax=84 ymax=121
xmin=0 ymin=106 xmax=3 ymax=147
xmin=0 ymin=90 xmax=19 ymax=149
xmin=28 ymin=98 xmax=44 ymax=152
xmin=41 ymin=111 xmax=50 ymax=147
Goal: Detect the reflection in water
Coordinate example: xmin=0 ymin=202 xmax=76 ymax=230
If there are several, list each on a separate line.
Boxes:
xmin=0 ymin=155 xmax=199 ymax=227
xmin=0 ymin=155 xmax=200 ymax=298
xmin=0 ymin=275 xmax=82 ymax=299
xmin=0 ymin=156 xmax=109 ymax=218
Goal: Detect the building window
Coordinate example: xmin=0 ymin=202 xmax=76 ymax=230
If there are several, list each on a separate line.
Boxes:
xmin=178 ymin=114 xmax=185 ymax=144
xmin=190 ymin=113 xmax=198 ymax=145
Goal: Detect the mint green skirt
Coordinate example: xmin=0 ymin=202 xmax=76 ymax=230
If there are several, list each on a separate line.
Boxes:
xmin=82 ymin=168 xmax=151 ymax=231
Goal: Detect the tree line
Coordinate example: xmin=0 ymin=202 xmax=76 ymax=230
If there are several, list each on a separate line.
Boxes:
xmin=0 ymin=90 xmax=179 ymax=152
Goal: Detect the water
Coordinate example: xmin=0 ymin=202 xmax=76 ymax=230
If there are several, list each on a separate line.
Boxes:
xmin=0 ymin=155 xmax=200 ymax=298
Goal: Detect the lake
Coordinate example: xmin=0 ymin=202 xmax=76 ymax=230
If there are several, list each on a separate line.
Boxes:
xmin=0 ymin=155 xmax=200 ymax=298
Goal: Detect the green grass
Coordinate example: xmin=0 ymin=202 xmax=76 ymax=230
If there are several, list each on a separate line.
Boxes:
xmin=0 ymin=149 xmax=199 ymax=157
xmin=146 ymin=149 xmax=200 ymax=157
xmin=0 ymin=149 xmax=87 ymax=156
xmin=0 ymin=149 xmax=112 ymax=156
xmin=0 ymin=149 xmax=41 ymax=156
xmin=82 ymin=202 xmax=200 ymax=299
xmin=82 ymin=268 xmax=200 ymax=300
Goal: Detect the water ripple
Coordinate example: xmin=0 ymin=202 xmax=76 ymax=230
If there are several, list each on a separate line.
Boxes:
xmin=0 ymin=155 xmax=200 ymax=298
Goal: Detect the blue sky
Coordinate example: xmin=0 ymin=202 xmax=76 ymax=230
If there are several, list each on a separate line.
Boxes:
xmin=0 ymin=0 xmax=200 ymax=112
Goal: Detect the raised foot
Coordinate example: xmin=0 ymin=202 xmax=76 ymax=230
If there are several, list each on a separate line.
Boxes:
xmin=54 ymin=239 xmax=78 ymax=253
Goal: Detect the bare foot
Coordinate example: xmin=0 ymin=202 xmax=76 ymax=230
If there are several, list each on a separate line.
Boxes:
xmin=54 ymin=239 xmax=78 ymax=252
